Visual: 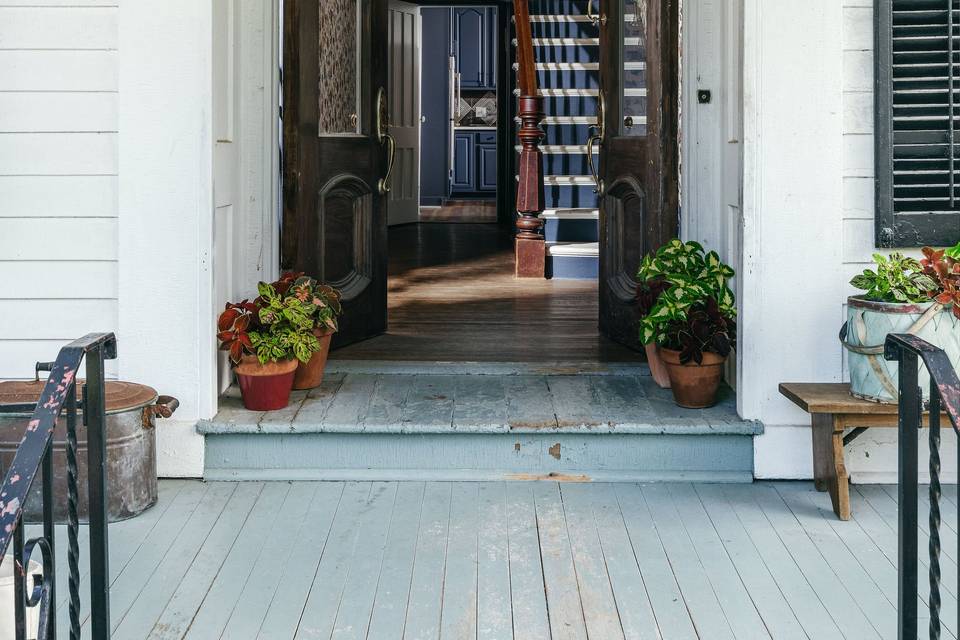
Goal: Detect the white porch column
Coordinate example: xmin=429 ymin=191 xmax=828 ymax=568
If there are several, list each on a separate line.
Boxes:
xmin=118 ymin=0 xmax=215 ymax=477
xmin=740 ymin=0 xmax=846 ymax=478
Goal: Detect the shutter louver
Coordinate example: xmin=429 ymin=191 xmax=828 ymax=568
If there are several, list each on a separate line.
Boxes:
xmin=876 ymin=0 xmax=960 ymax=247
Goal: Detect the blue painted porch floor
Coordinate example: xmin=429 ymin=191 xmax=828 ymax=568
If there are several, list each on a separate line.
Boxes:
xmin=52 ymin=480 xmax=947 ymax=639
xmin=199 ymin=362 xmax=761 ymax=482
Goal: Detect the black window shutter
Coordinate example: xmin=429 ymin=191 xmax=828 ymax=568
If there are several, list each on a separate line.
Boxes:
xmin=876 ymin=0 xmax=960 ymax=247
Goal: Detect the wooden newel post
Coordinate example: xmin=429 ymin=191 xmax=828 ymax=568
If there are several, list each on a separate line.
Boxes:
xmin=513 ymin=0 xmax=546 ymax=278
xmin=515 ymin=94 xmax=546 ymax=277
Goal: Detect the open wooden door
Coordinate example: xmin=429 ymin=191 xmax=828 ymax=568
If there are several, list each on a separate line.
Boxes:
xmin=387 ymin=0 xmax=421 ymax=226
xmin=596 ymin=0 xmax=680 ymax=350
xmin=282 ymin=0 xmax=390 ymax=348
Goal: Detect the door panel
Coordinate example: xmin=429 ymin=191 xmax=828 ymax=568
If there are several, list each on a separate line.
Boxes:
xmin=598 ymin=0 xmax=679 ymax=351
xmin=388 ymin=1 xmax=421 ymax=226
xmin=282 ymin=0 xmax=389 ymax=348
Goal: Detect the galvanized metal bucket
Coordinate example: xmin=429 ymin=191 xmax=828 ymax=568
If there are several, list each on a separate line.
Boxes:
xmin=841 ymin=296 xmax=960 ymax=403
xmin=0 ymin=381 xmax=178 ymax=522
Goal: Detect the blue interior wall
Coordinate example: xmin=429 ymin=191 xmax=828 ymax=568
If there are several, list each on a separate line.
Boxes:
xmin=420 ymin=8 xmax=452 ymax=206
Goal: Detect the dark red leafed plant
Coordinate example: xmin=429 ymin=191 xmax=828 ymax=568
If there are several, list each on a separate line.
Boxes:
xmin=217 ymin=301 xmax=257 ymax=363
xmin=922 ymin=247 xmax=960 ymax=320
xmin=661 ymin=297 xmax=737 ymax=365
xmin=636 ymin=277 xmax=670 ymax=317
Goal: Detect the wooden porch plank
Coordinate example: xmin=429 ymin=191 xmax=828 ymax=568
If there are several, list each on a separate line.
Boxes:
xmin=293 ymin=482 xmax=374 ymax=639
xmin=87 ymin=481 xmax=211 ymax=634
xmin=366 ymin=482 xmax=426 ymax=640
xmin=111 ymin=482 xmax=238 ymax=638
xmin=439 ymin=483 xmax=480 ymax=639
xmin=720 ymin=484 xmax=846 ymax=640
xmin=752 ymin=483 xmax=882 ymax=638
xmin=532 ymin=481 xmax=588 ymax=640
xmin=504 ymin=375 xmax=557 ymax=430
xmin=402 ymin=482 xmax=453 ymax=639
xmin=694 ymin=485 xmax=807 ymax=640
xmin=181 ymin=482 xmax=293 ymax=639
xmin=589 ymin=375 xmax=658 ymax=424
xmin=476 ymin=482 xmax=513 ymax=640
xmin=558 ymin=484 xmax=626 ymax=640
xmin=504 ymin=483 xmax=551 ymax=640
xmin=452 ymin=376 xmax=507 ymax=430
xmin=50 ymin=479 xmax=186 ymax=632
xmin=362 ymin=374 xmax=411 ymax=429
xmin=145 ymin=482 xmax=264 ymax=640
xmin=320 ymin=374 xmax=378 ymax=429
xmin=773 ymin=483 xmax=897 ymax=637
xmin=614 ymin=484 xmax=698 ymax=640
xmin=256 ymin=482 xmax=346 ymax=640
xmin=329 ymin=483 xmax=400 ymax=640
xmin=293 ymin=372 xmax=347 ymax=425
xmin=549 ymin=375 xmax=603 ymax=429
xmin=220 ymin=483 xmax=323 ymax=640
xmin=666 ymin=484 xmax=769 ymax=640
xmin=641 ymin=484 xmax=735 ymax=640
xmin=400 ymin=375 xmax=457 ymax=431
xmin=579 ymin=483 xmax=661 ymax=640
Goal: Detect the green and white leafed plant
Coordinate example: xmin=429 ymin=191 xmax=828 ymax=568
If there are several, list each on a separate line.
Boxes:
xmin=849 ymin=252 xmax=938 ymax=303
xmin=637 ymin=239 xmax=736 ymax=348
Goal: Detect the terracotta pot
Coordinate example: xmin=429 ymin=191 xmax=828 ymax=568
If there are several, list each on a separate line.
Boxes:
xmin=235 ymin=356 xmax=297 ymax=411
xmin=644 ymin=343 xmax=672 ymax=389
xmin=659 ymin=348 xmax=727 ymax=409
xmin=293 ymin=328 xmax=335 ymax=390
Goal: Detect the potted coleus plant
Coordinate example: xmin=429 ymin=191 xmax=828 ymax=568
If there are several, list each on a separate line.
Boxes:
xmin=845 ymin=246 xmax=960 ymax=403
xmin=217 ymin=281 xmax=322 ymax=410
xmin=271 ymin=272 xmax=343 ymax=390
xmin=638 ymin=240 xmax=737 ymax=408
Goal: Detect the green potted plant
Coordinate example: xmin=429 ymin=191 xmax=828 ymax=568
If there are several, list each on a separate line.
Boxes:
xmin=845 ymin=247 xmax=960 ymax=403
xmin=271 ymin=272 xmax=343 ymax=390
xmin=638 ymin=240 xmax=737 ymax=408
xmin=217 ymin=281 xmax=321 ymax=410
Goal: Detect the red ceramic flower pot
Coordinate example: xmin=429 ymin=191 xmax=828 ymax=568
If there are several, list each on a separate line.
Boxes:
xmin=235 ymin=356 xmax=297 ymax=411
xmin=292 ymin=327 xmax=335 ymax=390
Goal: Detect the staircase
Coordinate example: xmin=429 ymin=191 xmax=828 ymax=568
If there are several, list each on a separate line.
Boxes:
xmin=514 ymin=2 xmax=600 ymax=279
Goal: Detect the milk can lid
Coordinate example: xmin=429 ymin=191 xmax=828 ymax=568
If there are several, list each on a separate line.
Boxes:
xmin=0 ymin=380 xmax=159 ymax=416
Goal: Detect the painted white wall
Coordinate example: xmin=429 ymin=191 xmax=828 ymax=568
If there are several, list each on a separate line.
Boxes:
xmin=119 ymin=0 xmax=279 ymax=477
xmin=118 ymin=0 xmax=215 ymax=477
xmin=0 ymin=2 xmax=120 ymax=379
xmin=740 ymin=0 xmax=847 ymax=479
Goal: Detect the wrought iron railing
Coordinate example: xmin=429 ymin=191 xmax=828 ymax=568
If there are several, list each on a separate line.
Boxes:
xmin=886 ymin=333 xmax=960 ymax=640
xmin=0 ymin=333 xmax=116 ymax=640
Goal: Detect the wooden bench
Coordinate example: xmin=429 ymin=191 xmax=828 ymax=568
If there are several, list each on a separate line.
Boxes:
xmin=779 ymin=382 xmax=948 ymax=521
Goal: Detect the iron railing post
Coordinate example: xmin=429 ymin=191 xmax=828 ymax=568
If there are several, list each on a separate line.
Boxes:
xmin=83 ymin=346 xmax=110 ymax=640
xmin=897 ymin=347 xmax=920 ymax=640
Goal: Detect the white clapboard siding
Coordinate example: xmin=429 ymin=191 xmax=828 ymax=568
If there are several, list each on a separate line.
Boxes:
xmin=0 ymin=93 xmax=118 ymax=132
xmin=0 ymin=4 xmax=118 ymax=379
xmin=0 ymin=133 xmax=118 ymax=175
xmin=0 ymin=51 xmax=118 ymax=91
xmin=0 ymin=218 xmax=118 ymax=261
xmin=0 ymin=176 xmax=118 ymax=218
xmin=1 ymin=262 xmax=118 ymax=299
xmin=0 ymin=7 xmax=118 ymax=49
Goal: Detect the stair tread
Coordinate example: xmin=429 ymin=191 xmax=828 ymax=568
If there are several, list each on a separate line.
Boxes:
xmin=540 ymin=208 xmax=599 ymax=219
xmin=547 ymin=241 xmax=599 ymax=257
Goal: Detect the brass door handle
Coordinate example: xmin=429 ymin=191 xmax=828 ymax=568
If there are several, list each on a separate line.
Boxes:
xmin=586 ymin=91 xmax=605 ymax=195
xmin=376 ymin=87 xmax=396 ymax=194
xmin=586 ymin=0 xmax=606 ymax=26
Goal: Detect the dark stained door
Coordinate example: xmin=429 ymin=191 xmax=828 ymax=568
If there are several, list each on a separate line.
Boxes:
xmin=596 ymin=0 xmax=680 ymax=350
xmin=282 ymin=0 xmax=390 ymax=348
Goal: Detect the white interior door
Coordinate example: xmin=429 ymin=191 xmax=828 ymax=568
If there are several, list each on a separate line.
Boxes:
xmin=213 ymin=0 xmax=241 ymax=394
xmin=388 ymin=1 xmax=421 ymax=226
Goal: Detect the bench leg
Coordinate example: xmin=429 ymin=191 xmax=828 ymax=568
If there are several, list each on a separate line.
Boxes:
xmin=811 ymin=413 xmax=850 ymax=520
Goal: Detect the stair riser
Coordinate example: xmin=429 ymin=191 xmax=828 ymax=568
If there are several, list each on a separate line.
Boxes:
xmin=528 ymin=46 xmax=598 ymax=63
xmin=540 ymin=124 xmax=593 ymax=144
xmin=204 ymin=432 xmax=755 ymax=483
xmin=537 ymin=154 xmax=596 ymax=175
xmin=547 ymin=254 xmax=599 ymax=279
xmin=544 ymin=217 xmax=599 ymax=243
xmin=529 ymin=0 xmax=593 ymax=15
xmin=531 ymin=69 xmax=598 ymax=89
xmin=544 ymin=185 xmax=599 ymax=208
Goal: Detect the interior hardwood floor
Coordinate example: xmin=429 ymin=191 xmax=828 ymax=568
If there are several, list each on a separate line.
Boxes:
xmin=418 ymin=200 xmax=497 ymax=223
xmin=332 ymin=223 xmax=640 ymax=362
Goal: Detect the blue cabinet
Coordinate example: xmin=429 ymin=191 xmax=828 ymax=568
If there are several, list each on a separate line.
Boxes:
xmin=451 ymin=130 xmax=497 ymax=196
xmin=453 ymin=8 xmax=496 ymax=90
xmin=452 ymin=132 xmax=475 ymax=192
